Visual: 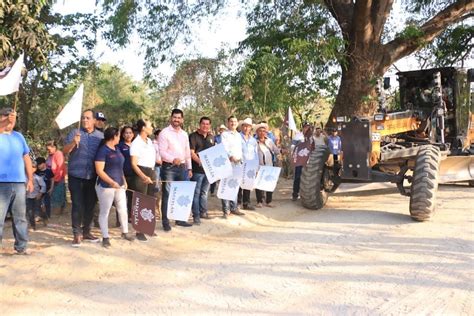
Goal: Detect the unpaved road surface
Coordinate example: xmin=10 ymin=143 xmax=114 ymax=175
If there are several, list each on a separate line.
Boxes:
xmin=1 ymin=179 xmax=473 ymax=315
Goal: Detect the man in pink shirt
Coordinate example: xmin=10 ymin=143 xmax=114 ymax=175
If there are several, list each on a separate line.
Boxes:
xmin=158 ymin=108 xmax=193 ymax=231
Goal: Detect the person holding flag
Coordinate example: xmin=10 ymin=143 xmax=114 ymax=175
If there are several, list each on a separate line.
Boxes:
xmin=189 ymin=116 xmax=215 ymax=225
xmin=63 ymin=109 xmax=103 ymax=247
xmin=0 ymin=107 xmax=34 ymax=255
xmin=220 ymin=115 xmax=245 ymax=218
xmin=158 ymin=108 xmax=193 ymax=231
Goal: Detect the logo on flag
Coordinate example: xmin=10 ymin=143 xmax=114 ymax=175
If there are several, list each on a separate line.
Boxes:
xmin=254 ymin=166 xmax=281 ymax=192
xmin=240 ymin=159 xmax=259 ymax=190
xmin=131 ymin=191 xmax=157 ymax=236
xmin=167 ymin=181 xmax=196 ymax=221
xmin=199 ymin=143 xmax=233 ymax=184
xmin=292 ymin=141 xmax=313 ymax=167
xmin=217 ymin=164 xmax=243 ymax=201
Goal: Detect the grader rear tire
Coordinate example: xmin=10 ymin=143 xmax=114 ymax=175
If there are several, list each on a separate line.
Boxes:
xmin=300 ymin=146 xmax=330 ymax=210
xmin=409 ymin=145 xmax=441 ymax=221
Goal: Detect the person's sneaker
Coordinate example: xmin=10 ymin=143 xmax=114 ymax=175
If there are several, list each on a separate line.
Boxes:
xmin=223 ymin=211 xmax=229 ymax=219
xmin=163 ymin=223 xmax=172 ymax=232
xmin=193 ymin=219 xmax=201 ymax=226
xmin=102 ymin=237 xmax=111 ymax=248
xmin=176 ymin=221 xmax=192 ymax=227
xmin=265 ymin=203 xmax=275 ymax=208
xmin=83 ymin=232 xmax=100 ymax=243
xmin=243 ymin=205 xmax=256 ymax=211
xmin=200 ymin=213 xmax=210 ymax=219
xmin=291 ymin=196 xmax=298 ymax=201
xmin=15 ymin=249 xmax=30 ymax=255
xmin=72 ymin=235 xmax=81 ymax=248
xmin=136 ymin=233 xmax=148 ymax=242
xmin=121 ymin=233 xmax=135 ymax=241
xmin=231 ymin=209 xmax=245 ymax=216
xmin=256 ymin=203 xmax=263 ymax=208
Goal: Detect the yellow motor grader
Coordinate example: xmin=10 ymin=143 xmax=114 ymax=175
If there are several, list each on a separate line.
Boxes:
xmin=300 ymin=67 xmax=474 ymax=221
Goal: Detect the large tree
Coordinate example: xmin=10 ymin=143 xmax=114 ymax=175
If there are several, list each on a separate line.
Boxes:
xmin=99 ymin=1 xmax=474 ymax=120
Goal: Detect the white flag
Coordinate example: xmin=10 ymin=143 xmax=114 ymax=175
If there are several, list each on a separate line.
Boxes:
xmin=240 ymin=159 xmax=259 ymax=190
xmin=198 ymin=143 xmax=233 ymax=184
xmin=55 ymin=84 xmax=84 ymax=129
xmin=254 ymin=166 xmax=281 ymax=192
xmin=288 ymin=107 xmax=297 ymax=132
xmin=167 ymin=181 xmax=196 ymax=221
xmin=217 ymin=164 xmax=243 ymax=201
xmin=0 ymin=53 xmax=24 ymax=96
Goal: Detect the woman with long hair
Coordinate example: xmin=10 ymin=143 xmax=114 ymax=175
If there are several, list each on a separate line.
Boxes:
xmin=117 ymin=126 xmax=135 ymax=224
xmin=95 ymin=127 xmax=135 ymax=248
xmin=129 ymin=119 xmax=156 ymax=242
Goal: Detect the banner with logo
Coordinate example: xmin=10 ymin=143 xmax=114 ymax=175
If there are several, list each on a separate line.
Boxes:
xmin=167 ymin=181 xmax=196 ymax=221
xmin=292 ymin=141 xmax=313 ymax=167
xmin=254 ymin=166 xmax=281 ymax=192
xmin=198 ymin=143 xmax=233 ymax=184
xmin=217 ymin=164 xmax=243 ymax=201
xmin=131 ymin=191 xmax=157 ymax=236
xmin=240 ymin=159 xmax=259 ymax=190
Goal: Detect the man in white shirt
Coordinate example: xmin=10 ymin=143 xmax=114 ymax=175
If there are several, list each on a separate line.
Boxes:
xmin=220 ymin=116 xmax=244 ymax=217
xmin=238 ymin=118 xmax=257 ymax=211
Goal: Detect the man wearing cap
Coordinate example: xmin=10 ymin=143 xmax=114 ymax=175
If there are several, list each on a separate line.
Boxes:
xmin=0 ymin=108 xmax=33 ymax=255
xmin=238 ymin=117 xmax=258 ymax=211
xmin=220 ymin=115 xmax=244 ymax=217
xmin=63 ymin=109 xmax=103 ymax=247
xmin=95 ymin=111 xmax=107 ymax=132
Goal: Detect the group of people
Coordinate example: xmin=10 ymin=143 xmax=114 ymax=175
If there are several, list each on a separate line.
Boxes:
xmin=1 ymin=106 xmax=299 ymax=252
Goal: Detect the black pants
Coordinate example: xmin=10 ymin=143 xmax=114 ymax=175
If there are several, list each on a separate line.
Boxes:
xmin=125 ymin=175 xmax=134 ymax=219
xmin=292 ymin=166 xmax=303 ymax=199
xmin=68 ymin=175 xmax=97 ymax=236
xmin=256 ymin=190 xmax=273 ymax=204
xmin=238 ymin=188 xmax=251 ymax=207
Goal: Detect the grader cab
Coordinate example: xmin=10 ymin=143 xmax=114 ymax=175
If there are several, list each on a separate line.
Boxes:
xmin=300 ymin=67 xmax=474 ymax=221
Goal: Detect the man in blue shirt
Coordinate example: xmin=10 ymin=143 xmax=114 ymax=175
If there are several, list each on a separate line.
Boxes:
xmin=328 ymin=129 xmax=342 ymax=163
xmin=0 ymin=107 xmax=33 ymax=255
xmin=63 ymin=109 xmax=103 ymax=247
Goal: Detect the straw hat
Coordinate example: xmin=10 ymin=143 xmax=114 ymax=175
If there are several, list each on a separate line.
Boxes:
xmin=218 ymin=124 xmax=227 ymax=131
xmin=254 ymin=122 xmax=268 ymax=131
xmin=239 ymin=117 xmax=253 ymax=128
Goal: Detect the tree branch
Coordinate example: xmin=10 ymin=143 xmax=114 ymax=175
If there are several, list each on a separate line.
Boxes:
xmin=382 ymin=0 xmax=474 ymax=69
xmin=323 ymin=0 xmax=354 ymax=39
xmin=371 ymin=0 xmax=394 ymax=42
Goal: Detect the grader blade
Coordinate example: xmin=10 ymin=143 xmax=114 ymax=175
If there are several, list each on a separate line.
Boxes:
xmin=439 ymin=156 xmax=474 ymax=184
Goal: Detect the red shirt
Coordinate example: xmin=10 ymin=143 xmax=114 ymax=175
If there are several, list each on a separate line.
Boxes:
xmin=47 ymin=150 xmax=67 ymax=182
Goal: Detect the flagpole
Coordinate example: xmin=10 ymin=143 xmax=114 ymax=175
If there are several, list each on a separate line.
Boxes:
xmin=12 ymin=90 xmax=19 ymax=112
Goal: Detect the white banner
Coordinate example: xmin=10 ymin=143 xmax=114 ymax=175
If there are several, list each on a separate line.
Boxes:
xmin=167 ymin=181 xmax=197 ymax=221
xmin=217 ymin=164 xmax=243 ymax=201
xmin=55 ymin=84 xmax=84 ymax=129
xmin=198 ymin=143 xmax=233 ymax=184
xmin=240 ymin=159 xmax=259 ymax=190
xmin=0 ymin=53 xmax=24 ymax=96
xmin=254 ymin=166 xmax=281 ymax=192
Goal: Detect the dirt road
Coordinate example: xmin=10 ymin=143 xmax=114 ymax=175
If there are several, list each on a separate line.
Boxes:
xmin=1 ymin=179 xmax=473 ymax=315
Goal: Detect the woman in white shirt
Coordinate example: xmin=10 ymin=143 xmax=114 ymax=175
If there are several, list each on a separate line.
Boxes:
xmin=129 ymin=119 xmax=156 ymax=242
xmin=255 ymin=122 xmax=281 ymax=208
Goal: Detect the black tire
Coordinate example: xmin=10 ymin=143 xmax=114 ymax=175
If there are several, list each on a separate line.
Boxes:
xmin=409 ymin=145 xmax=441 ymax=221
xmin=300 ymin=146 xmax=330 ymax=210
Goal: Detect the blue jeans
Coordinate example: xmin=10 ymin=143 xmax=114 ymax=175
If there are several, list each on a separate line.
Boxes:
xmin=221 ymin=199 xmax=237 ymax=213
xmin=191 ymin=172 xmax=210 ymax=220
xmin=161 ymin=164 xmax=188 ymax=226
xmin=0 ymin=183 xmax=28 ymax=252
